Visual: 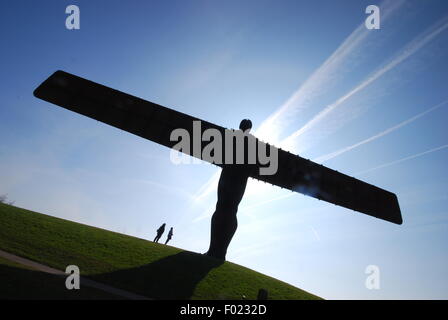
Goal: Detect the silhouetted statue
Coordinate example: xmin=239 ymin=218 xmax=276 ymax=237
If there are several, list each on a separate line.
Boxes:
xmin=205 ymin=119 xmax=255 ymax=260
xmin=165 ymin=227 xmax=174 ymax=245
xmin=34 ymin=71 xmax=403 ymax=263
xmin=153 ymin=223 xmax=166 ymax=243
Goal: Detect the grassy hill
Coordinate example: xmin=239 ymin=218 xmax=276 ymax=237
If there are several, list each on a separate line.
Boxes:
xmin=0 ymin=202 xmax=321 ymax=300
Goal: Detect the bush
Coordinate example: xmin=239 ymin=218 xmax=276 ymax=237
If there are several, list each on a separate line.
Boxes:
xmin=0 ymin=194 xmax=14 ymax=206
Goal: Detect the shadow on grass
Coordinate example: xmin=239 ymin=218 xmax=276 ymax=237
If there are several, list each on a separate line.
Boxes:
xmin=91 ymin=251 xmax=224 ymax=299
xmin=0 ymin=264 xmax=121 ymax=300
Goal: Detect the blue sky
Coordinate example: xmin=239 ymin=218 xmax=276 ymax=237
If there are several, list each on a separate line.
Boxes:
xmin=1 ymin=0 xmax=448 ymax=299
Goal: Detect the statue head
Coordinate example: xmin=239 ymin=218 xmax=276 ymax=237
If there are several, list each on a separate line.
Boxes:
xmin=239 ymin=119 xmax=252 ymax=133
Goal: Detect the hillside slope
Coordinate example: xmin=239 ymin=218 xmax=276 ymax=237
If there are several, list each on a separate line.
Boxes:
xmin=0 ymin=203 xmax=321 ymax=300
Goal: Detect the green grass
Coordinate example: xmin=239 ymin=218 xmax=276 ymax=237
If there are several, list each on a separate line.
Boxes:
xmin=0 ymin=202 xmax=321 ymax=300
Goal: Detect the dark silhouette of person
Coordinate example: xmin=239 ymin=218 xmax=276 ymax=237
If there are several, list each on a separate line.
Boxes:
xmin=153 ymin=223 xmax=166 ymax=243
xmin=205 ymin=119 xmax=256 ymax=260
xmin=165 ymin=227 xmax=174 ymax=245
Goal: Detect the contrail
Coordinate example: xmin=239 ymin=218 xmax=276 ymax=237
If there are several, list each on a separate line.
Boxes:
xmin=356 ymin=144 xmax=448 ymax=176
xmin=313 ymin=99 xmax=448 ymax=163
xmin=192 ymin=170 xmax=220 ymax=202
xmin=240 ymin=191 xmax=295 ymax=211
xmin=255 ymin=0 xmax=407 ymax=144
xmin=192 ymin=203 xmax=216 ymax=222
xmin=193 ymin=12 xmax=448 ymax=218
xmin=193 ymin=0 xmax=406 ymax=203
xmin=233 ymin=144 xmax=448 ymax=212
xmin=193 ymin=14 xmax=448 ymax=214
xmin=282 ymin=17 xmax=448 ymax=149
xmin=310 ymin=226 xmax=321 ymax=242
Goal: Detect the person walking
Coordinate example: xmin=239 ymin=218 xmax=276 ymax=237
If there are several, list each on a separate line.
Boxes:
xmin=165 ymin=227 xmax=174 ymax=245
xmin=153 ymin=223 xmax=166 ymax=243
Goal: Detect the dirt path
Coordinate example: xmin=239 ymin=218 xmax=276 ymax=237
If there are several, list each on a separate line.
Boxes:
xmin=0 ymin=249 xmax=150 ymax=300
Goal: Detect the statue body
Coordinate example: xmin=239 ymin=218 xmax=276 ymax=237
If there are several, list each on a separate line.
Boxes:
xmin=205 ymin=120 xmax=254 ymax=260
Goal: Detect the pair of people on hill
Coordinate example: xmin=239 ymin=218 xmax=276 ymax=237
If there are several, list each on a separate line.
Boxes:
xmin=153 ymin=223 xmax=173 ymax=245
